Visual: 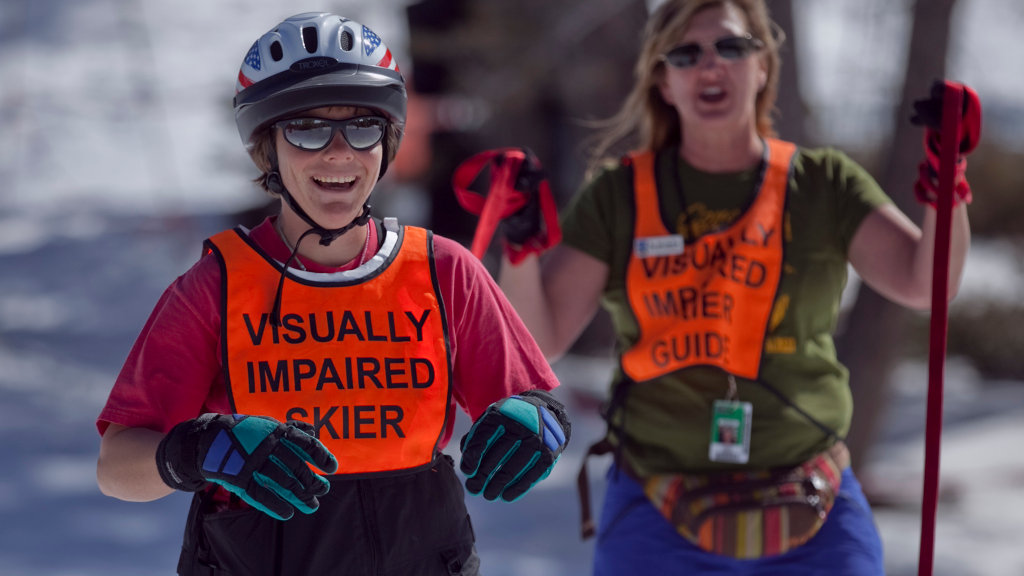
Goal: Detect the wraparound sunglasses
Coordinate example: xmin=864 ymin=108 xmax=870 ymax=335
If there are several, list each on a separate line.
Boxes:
xmin=274 ymin=116 xmax=388 ymax=152
xmin=661 ymin=34 xmax=764 ymax=68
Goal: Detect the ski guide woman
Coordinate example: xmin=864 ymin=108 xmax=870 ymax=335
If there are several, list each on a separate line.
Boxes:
xmin=95 ymin=13 xmax=570 ymax=576
xmin=494 ymin=0 xmax=976 ymax=573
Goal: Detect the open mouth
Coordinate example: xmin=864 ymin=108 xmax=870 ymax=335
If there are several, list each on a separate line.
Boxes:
xmin=699 ymin=86 xmax=727 ymax=104
xmin=311 ymin=175 xmax=358 ymax=191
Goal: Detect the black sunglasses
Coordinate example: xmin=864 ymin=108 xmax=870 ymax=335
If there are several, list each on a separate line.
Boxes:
xmin=662 ymin=34 xmax=764 ymax=69
xmin=274 ymin=116 xmax=388 ymax=152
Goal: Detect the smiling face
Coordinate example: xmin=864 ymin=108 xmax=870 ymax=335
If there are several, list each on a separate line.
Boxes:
xmin=275 ymin=106 xmax=383 ymax=229
xmin=657 ymin=2 xmax=767 ymax=137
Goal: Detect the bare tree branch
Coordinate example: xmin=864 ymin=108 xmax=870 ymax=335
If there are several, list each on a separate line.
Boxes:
xmin=839 ymin=0 xmax=960 ymax=475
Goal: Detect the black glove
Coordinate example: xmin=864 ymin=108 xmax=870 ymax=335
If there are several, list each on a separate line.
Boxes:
xmin=909 ymin=80 xmax=982 ymax=207
xmin=459 ymin=389 xmax=571 ymax=502
xmin=501 ymin=149 xmax=547 ymax=244
xmin=452 ymin=147 xmax=562 ymax=264
xmin=910 ymin=79 xmax=981 ymax=154
xmin=156 ymin=413 xmax=339 ymax=520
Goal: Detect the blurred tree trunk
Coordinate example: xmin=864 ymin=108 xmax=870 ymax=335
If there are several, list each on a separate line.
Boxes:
xmin=838 ymin=0 xmax=960 ymax=475
xmin=408 ymin=0 xmax=648 ymax=353
xmin=407 ymin=0 xmax=647 ymax=227
xmin=766 ymin=0 xmax=811 ymax=146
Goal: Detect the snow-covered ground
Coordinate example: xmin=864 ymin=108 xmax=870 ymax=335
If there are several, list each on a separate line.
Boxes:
xmin=0 ymin=213 xmax=1021 ymax=575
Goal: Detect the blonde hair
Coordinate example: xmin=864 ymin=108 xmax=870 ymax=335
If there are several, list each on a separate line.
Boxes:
xmin=587 ymin=0 xmax=782 ymax=173
xmin=248 ymin=107 xmax=402 ymax=195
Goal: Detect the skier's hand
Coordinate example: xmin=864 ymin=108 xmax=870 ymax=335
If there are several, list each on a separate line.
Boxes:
xmin=460 ymin=390 xmax=570 ymax=502
xmin=156 ymin=414 xmax=338 ymax=520
xmin=910 ymin=80 xmax=982 ymax=207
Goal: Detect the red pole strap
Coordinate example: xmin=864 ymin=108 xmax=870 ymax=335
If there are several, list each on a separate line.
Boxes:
xmin=451 ymin=149 xmax=530 ymax=260
xmin=469 ymin=155 xmax=522 ymax=260
xmin=917 ymin=82 xmax=963 ymax=576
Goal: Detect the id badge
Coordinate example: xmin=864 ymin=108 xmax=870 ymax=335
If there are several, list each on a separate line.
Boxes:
xmin=708 ymin=400 xmax=752 ymax=464
xmin=633 ymin=234 xmax=685 ymax=258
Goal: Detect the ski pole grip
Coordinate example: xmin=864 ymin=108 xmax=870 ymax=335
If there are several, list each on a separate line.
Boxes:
xmin=452 ymin=149 xmax=530 ymax=261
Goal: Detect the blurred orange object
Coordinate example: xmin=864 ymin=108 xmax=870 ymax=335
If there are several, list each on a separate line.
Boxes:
xmin=389 ymin=83 xmax=435 ymax=181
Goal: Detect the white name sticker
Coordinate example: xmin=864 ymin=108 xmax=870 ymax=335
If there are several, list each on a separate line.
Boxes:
xmin=633 ymin=235 xmax=685 ymax=258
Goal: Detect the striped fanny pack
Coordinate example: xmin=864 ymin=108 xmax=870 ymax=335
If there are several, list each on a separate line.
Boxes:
xmin=641 ymin=442 xmax=849 ymax=559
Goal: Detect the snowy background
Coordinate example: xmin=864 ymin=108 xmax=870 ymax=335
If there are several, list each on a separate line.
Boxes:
xmin=1 ymin=0 xmax=1023 ymax=574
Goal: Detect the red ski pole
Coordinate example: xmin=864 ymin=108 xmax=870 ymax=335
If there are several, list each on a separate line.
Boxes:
xmin=917 ymin=81 xmax=964 ymax=576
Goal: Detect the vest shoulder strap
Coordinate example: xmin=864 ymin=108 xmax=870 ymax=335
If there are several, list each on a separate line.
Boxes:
xmin=627 ymin=150 xmax=670 ymax=238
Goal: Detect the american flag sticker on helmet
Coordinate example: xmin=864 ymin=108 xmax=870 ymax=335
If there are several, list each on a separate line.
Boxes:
xmin=363 ymin=25 xmax=381 ymax=57
xmin=376 ymin=49 xmax=393 ymax=69
xmin=244 ymin=41 xmax=261 ymax=71
xmin=237 ymin=70 xmax=254 ymax=93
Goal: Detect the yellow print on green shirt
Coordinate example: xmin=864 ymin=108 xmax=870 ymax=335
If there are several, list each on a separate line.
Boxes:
xmin=676 ymin=203 xmax=742 ymax=240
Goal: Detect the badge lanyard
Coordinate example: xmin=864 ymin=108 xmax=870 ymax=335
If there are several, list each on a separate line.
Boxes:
xmin=709 ymin=374 xmax=753 ymax=464
xmin=672 ymin=152 xmax=758 ymax=465
xmin=670 ymin=150 xmax=695 ymax=241
xmin=670 ymin=144 xmax=766 ymax=241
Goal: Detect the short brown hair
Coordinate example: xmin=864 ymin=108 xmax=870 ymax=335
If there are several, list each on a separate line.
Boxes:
xmin=249 ymin=114 xmax=403 ymax=194
xmin=588 ymin=0 xmax=782 ymax=173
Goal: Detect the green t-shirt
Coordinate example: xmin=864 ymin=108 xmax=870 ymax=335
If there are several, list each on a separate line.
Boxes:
xmin=562 ymin=145 xmax=892 ymax=475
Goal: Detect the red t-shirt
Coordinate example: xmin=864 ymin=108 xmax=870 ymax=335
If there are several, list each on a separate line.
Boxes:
xmin=97 ymin=216 xmax=558 ymax=450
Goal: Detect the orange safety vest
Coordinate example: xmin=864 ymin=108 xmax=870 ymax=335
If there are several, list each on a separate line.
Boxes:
xmin=204 ymin=219 xmax=452 ymax=477
xmin=620 ymin=139 xmax=796 ymax=383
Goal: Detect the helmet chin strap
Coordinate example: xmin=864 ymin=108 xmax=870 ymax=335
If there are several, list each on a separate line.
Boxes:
xmin=265 ymin=171 xmax=372 ymax=247
xmin=264 ymin=169 xmax=372 ymax=328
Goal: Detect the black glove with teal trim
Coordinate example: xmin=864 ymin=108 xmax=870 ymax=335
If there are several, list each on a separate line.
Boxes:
xmin=460 ymin=389 xmax=570 ymax=502
xmin=156 ymin=413 xmax=339 ymax=520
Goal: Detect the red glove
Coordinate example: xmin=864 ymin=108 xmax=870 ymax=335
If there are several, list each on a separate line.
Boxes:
xmin=910 ymin=80 xmax=982 ymax=207
xmin=452 ymin=148 xmax=561 ymax=264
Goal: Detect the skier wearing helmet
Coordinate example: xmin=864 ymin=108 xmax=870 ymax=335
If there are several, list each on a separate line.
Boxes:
xmin=95 ymin=13 xmax=569 ymax=576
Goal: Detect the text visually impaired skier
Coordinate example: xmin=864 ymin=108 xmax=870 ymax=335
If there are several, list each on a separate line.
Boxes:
xmin=95 ymin=13 xmax=569 ymax=576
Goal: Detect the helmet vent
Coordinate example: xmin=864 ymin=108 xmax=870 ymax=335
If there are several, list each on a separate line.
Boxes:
xmin=270 ymin=41 xmax=283 ymax=61
xmin=302 ymin=26 xmax=318 ymax=54
xmin=340 ymin=30 xmax=353 ymax=51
